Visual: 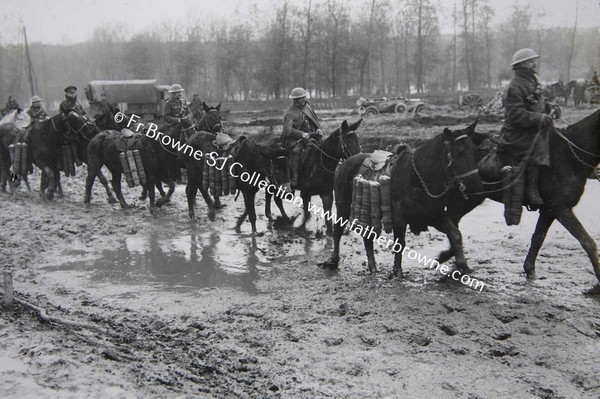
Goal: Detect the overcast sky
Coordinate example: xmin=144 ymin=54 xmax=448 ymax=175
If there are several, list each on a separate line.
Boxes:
xmin=0 ymin=0 xmax=599 ymax=45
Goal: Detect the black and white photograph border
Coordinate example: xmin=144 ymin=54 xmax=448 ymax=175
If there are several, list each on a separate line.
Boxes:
xmin=1 ymin=0 xmax=600 ymax=398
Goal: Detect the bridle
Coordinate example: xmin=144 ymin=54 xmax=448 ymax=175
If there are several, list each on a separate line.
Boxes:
xmin=307 ymin=129 xmax=358 ymax=174
xmin=412 ymin=133 xmax=479 ymax=200
xmin=199 ymin=109 xmax=222 ymax=133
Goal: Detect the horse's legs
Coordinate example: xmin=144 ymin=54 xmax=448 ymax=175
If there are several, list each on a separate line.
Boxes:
xmin=156 ymin=178 xmax=174 ymax=207
xmin=265 ymin=192 xmax=273 ymax=221
xmin=39 ymin=170 xmax=48 ymax=199
xmin=273 ymin=195 xmax=289 ymax=220
xmin=40 ymin=165 xmax=56 ymax=200
xmin=147 ymin=177 xmax=156 ymax=214
xmin=523 ymin=209 xmax=555 ymax=279
xmin=300 ymin=193 xmax=311 ymax=229
xmin=110 ymin=172 xmax=128 ymax=209
xmin=84 ymin=166 xmax=98 ymax=205
xmin=364 ymin=236 xmax=377 ymax=273
xmin=22 ymin=175 xmax=31 ymax=192
xmin=432 ymin=213 xmax=469 ymax=271
xmin=157 ymin=182 xmax=166 ymax=197
xmin=392 ymin=223 xmax=407 ymax=277
xmin=96 ymin=170 xmax=117 ymax=204
xmin=186 ymin=181 xmax=198 ymax=220
xmin=199 ymin=186 xmax=216 ymax=221
xmin=56 ymin=173 xmax=64 ymax=198
xmin=554 ymin=208 xmax=600 ymax=293
xmin=245 ymin=190 xmax=258 ymax=233
xmin=320 ymin=192 xmax=334 ymax=235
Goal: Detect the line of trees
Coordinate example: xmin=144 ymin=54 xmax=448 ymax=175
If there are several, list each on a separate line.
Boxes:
xmin=1 ymin=0 xmax=599 ymax=106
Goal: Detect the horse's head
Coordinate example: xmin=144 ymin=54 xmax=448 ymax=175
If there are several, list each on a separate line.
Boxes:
xmin=64 ymin=111 xmax=99 ymax=141
xmin=326 ymin=119 xmax=362 ymax=160
xmin=199 ymin=102 xmax=222 ymax=133
xmin=442 ymin=120 xmax=483 ymax=198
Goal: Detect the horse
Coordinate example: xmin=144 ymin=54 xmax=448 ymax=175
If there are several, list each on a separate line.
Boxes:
xmin=322 ymin=121 xmax=482 ymax=275
xmin=438 ymin=110 xmax=600 ymax=295
xmin=231 ymin=137 xmax=291 ymax=233
xmin=294 ymin=119 xmax=363 ymax=234
xmin=544 ymin=81 xmax=566 ymax=105
xmin=0 ymin=123 xmax=19 ymax=192
xmin=84 ymin=119 xmax=175 ymax=213
xmin=25 ymin=112 xmax=113 ymax=200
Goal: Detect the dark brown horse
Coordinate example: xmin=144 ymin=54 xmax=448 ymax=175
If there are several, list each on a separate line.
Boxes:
xmin=440 ymin=110 xmax=600 ymax=294
xmin=322 ymin=121 xmax=482 ymax=274
xmin=26 ymin=112 xmax=113 ymax=200
xmin=232 ymin=137 xmax=290 ymax=233
xmin=84 ymin=117 xmax=175 ymax=213
xmin=295 ymin=119 xmax=363 ymax=234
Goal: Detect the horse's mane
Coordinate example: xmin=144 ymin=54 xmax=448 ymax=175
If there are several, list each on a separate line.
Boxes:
xmin=565 ymin=108 xmax=600 ymax=137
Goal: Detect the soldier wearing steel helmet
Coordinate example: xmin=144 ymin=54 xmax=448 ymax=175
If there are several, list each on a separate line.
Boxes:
xmin=499 ymin=48 xmax=554 ymax=206
xmin=26 ymin=96 xmax=49 ymax=122
xmin=164 ymin=84 xmax=192 ymax=128
xmin=282 ymin=87 xmax=323 ymax=187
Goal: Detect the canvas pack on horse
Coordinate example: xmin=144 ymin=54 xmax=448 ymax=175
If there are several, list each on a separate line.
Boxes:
xmin=440 ymin=109 xmax=600 ymax=295
xmin=292 ymin=119 xmax=363 ymax=234
xmin=84 ymin=116 xmax=176 ymax=213
xmin=231 ymin=136 xmax=291 ymax=233
xmin=321 ymin=122 xmax=482 ymax=275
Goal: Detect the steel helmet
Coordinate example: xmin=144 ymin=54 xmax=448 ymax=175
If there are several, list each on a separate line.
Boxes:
xmin=30 ymin=95 xmax=42 ymax=105
xmin=289 ymin=87 xmax=307 ymax=99
xmin=510 ymin=48 xmax=540 ymax=66
xmin=169 ymin=84 xmax=185 ymax=93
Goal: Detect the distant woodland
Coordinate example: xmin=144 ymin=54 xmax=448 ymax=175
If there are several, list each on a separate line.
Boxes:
xmin=1 ymin=0 xmax=599 ymax=105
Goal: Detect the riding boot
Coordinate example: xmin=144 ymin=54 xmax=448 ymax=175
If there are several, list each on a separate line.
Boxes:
xmin=289 ymin=147 xmax=300 ymax=188
xmin=526 ymin=166 xmax=544 ymax=206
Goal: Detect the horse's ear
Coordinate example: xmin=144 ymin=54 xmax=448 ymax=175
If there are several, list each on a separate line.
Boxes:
xmin=341 ymin=120 xmax=349 ymax=131
xmin=203 ymin=102 xmax=210 ymax=112
xmin=216 ymin=102 xmax=222 ymax=111
xmin=443 ymin=128 xmax=453 ymax=141
xmin=349 ymin=118 xmax=363 ymax=131
xmin=465 ymin=120 xmax=478 ymax=137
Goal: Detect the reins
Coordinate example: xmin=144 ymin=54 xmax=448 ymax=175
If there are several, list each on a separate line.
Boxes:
xmin=411 ymin=134 xmax=478 ymax=199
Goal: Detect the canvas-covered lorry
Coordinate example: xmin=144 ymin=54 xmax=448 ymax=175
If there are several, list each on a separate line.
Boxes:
xmin=84 ymin=79 xmax=171 ymax=120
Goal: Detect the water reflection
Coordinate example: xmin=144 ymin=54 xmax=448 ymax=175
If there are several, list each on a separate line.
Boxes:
xmin=49 ymin=228 xmax=268 ymax=293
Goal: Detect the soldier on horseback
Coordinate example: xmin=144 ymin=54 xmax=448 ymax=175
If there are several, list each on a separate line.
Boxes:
xmin=60 ymin=86 xmax=89 ymax=120
xmin=26 ymin=96 xmax=49 ymax=122
xmin=499 ymin=48 xmax=554 ymax=206
xmin=282 ymin=87 xmax=323 ymax=187
xmin=164 ymin=84 xmax=193 ymax=127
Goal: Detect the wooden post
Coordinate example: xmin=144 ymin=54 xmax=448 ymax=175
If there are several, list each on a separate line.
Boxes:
xmin=3 ymin=271 xmax=13 ymax=307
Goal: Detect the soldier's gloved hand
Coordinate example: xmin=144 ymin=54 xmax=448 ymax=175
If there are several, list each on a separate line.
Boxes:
xmin=541 ymin=114 xmax=554 ymax=127
xmin=301 ymin=132 xmax=310 ymax=139
xmin=315 ymin=129 xmax=323 ymax=136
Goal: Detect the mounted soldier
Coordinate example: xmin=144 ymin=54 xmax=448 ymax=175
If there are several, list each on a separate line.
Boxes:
xmin=97 ymin=93 xmax=117 ymax=117
xmin=282 ymin=87 xmax=323 ymax=187
xmin=26 ymin=96 xmax=49 ymax=123
xmin=60 ymin=86 xmax=89 ymax=120
xmin=189 ymin=94 xmax=204 ymax=124
xmin=3 ymin=96 xmax=19 ymax=115
xmin=499 ymin=48 xmax=554 ymax=206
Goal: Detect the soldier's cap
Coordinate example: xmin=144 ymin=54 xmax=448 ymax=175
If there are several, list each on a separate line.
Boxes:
xmin=30 ymin=95 xmax=42 ymax=104
xmin=64 ymin=85 xmax=77 ymax=92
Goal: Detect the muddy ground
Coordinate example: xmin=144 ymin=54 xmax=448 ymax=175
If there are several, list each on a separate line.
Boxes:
xmin=1 ymin=105 xmax=599 ymax=398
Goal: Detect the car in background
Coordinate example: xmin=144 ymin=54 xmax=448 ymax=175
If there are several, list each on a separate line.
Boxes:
xmin=357 ymin=96 xmax=427 ymax=116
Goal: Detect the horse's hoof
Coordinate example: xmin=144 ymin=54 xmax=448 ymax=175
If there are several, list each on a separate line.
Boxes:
xmin=139 ymin=195 xmax=147 ymax=201
xmin=318 ymin=259 xmax=339 ymax=270
xmin=108 ymin=197 xmax=118 ymax=204
xmin=583 ymin=284 xmax=600 ymax=296
xmin=525 ymin=270 xmax=537 ymax=280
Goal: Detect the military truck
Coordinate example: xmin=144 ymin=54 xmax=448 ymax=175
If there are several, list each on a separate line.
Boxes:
xmin=84 ymin=79 xmax=171 ymax=120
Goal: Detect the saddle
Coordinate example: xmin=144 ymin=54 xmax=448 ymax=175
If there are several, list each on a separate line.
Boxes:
xmin=212 ymin=132 xmax=237 ymax=153
xmin=358 ymin=150 xmax=396 ymax=180
xmin=117 ymin=130 xmax=143 ymax=153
